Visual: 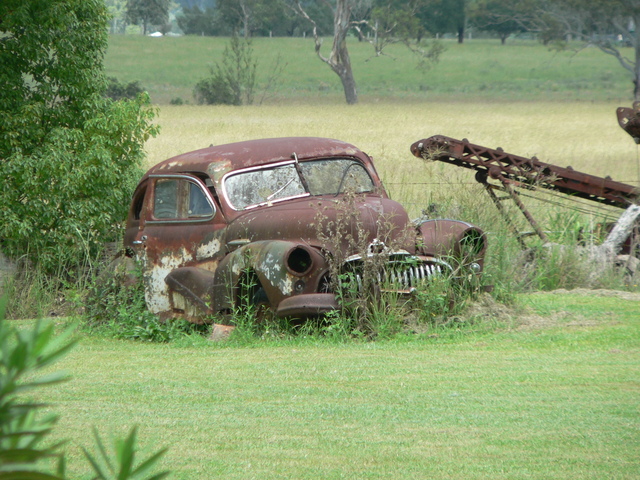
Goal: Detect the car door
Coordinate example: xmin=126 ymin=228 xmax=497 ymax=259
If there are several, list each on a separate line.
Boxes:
xmin=132 ymin=174 xmax=227 ymax=316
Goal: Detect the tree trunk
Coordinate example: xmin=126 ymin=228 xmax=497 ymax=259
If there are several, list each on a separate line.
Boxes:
xmin=329 ymin=0 xmax=356 ymax=104
xmin=330 ymin=0 xmax=357 ymax=104
xmin=294 ymin=0 xmax=358 ymax=104
xmin=243 ymin=12 xmax=250 ymax=39
xmin=601 ymin=204 xmax=640 ymax=256
xmin=635 ymin=29 xmax=640 ymax=100
xmin=240 ymin=0 xmax=250 ymax=39
xmin=334 ymin=60 xmax=358 ymax=104
xmin=457 ymin=25 xmax=464 ymax=43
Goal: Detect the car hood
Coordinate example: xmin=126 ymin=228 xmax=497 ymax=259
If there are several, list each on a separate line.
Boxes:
xmin=224 ymin=195 xmax=416 ymax=255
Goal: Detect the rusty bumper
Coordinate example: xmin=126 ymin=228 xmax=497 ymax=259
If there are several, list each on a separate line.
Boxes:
xmin=275 ymin=293 xmax=340 ymax=318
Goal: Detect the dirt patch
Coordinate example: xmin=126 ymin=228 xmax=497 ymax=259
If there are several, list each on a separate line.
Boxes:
xmin=460 ymin=292 xmax=613 ymax=331
xmin=542 ymin=288 xmax=640 ymax=302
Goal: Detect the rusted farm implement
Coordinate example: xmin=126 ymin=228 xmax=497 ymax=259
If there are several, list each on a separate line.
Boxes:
xmin=410 ymin=104 xmax=640 ymax=269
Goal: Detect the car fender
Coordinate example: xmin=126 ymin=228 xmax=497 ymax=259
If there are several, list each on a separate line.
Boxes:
xmin=416 ymin=219 xmax=487 ymax=261
xmin=213 ymin=240 xmax=322 ymax=312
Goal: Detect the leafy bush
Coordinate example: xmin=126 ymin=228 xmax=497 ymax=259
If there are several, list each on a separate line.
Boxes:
xmin=193 ymin=34 xmax=256 ymax=105
xmin=0 ymin=300 xmax=75 ymax=477
xmin=105 ymin=77 xmax=146 ymax=101
xmin=0 ymin=0 xmax=158 ymax=275
xmin=193 ymin=74 xmax=240 ymax=106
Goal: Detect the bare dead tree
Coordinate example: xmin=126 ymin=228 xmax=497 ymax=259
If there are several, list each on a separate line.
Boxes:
xmin=351 ymin=1 xmax=443 ymax=68
xmin=292 ymin=0 xmax=359 ymax=104
xmin=290 ymin=0 xmax=443 ymax=104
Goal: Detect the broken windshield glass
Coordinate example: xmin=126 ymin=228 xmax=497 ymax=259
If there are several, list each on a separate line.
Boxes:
xmin=224 ymin=158 xmax=375 ymax=210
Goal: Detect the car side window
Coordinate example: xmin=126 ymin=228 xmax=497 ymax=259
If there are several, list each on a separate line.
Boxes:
xmin=153 ymin=178 xmax=214 ymax=220
xmin=188 ymin=182 xmax=213 ymax=217
xmin=154 ymin=179 xmax=179 ymax=219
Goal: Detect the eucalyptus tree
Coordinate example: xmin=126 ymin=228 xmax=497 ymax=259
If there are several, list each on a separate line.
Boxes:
xmin=469 ymin=0 xmax=525 ymax=44
xmin=125 ymin=0 xmax=170 ymax=34
xmin=521 ymin=0 xmax=640 ymax=99
xmin=291 ymin=0 xmax=360 ymax=104
xmin=290 ymin=0 xmax=443 ymax=105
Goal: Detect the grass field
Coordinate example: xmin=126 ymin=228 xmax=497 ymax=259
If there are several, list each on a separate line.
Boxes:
xmin=105 ymin=36 xmax=633 ymax=104
xmin=35 ymin=291 xmax=639 ymax=479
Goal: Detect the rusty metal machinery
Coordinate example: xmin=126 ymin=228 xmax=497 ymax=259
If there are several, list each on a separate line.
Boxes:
xmin=410 ymin=135 xmax=637 ymax=209
xmin=617 ymin=101 xmax=640 ymax=144
xmin=410 ymin=129 xmax=639 ymax=249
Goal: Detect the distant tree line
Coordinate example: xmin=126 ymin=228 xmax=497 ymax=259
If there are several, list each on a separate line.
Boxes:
xmin=108 ymin=0 xmax=640 ymax=100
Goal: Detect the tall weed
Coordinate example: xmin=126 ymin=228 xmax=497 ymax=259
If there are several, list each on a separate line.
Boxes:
xmin=84 ymin=259 xmax=206 ymax=342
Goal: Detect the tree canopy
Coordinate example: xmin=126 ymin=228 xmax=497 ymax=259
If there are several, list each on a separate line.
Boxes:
xmin=0 ymin=0 xmax=158 ymax=273
xmin=126 ymin=0 xmax=170 ymax=34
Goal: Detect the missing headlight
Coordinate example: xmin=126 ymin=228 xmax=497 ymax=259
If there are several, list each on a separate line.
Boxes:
xmin=287 ymin=246 xmax=313 ymax=275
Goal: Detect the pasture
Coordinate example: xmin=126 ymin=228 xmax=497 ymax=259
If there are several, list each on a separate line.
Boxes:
xmin=105 ymin=36 xmax=631 ymax=104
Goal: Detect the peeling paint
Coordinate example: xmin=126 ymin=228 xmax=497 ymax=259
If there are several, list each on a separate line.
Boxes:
xmin=196 ymin=239 xmax=221 ymax=260
xmin=140 ymin=248 xmax=190 ymax=313
xmin=278 ymin=275 xmax=293 ymax=296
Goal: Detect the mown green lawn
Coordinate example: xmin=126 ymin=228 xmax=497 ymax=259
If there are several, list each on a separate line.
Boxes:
xmin=35 ymin=291 xmax=639 ymax=479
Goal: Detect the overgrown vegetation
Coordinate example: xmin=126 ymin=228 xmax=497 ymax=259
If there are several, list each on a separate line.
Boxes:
xmin=83 ymin=260 xmax=207 ymax=342
xmin=105 ymin=77 xmax=146 ymax=101
xmin=0 ymin=0 xmax=158 ymax=276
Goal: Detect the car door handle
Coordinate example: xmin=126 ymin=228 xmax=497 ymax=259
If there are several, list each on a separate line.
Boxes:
xmin=132 ymin=235 xmax=147 ymax=245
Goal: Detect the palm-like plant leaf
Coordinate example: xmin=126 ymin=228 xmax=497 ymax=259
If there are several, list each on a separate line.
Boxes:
xmin=83 ymin=427 xmax=169 ymax=480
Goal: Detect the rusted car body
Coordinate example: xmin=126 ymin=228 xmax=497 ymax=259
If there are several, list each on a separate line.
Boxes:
xmin=123 ymin=137 xmax=487 ymax=324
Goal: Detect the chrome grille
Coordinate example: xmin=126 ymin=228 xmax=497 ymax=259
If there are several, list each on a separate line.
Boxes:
xmin=344 ymin=259 xmax=449 ymax=293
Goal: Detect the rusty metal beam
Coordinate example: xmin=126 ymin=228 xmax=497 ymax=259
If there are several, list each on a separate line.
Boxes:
xmin=411 ymin=136 xmax=638 ymax=209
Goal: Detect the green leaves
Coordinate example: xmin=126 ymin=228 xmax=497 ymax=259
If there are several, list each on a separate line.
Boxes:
xmin=193 ymin=33 xmax=257 ymax=105
xmin=0 ymin=295 xmax=170 ymax=479
xmin=0 ymin=296 xmax=74 ymax=479
xmin=0 ymin=0 xmax=158 ymax=274
xmin=82 ymin=427 xmax=169 ymax=480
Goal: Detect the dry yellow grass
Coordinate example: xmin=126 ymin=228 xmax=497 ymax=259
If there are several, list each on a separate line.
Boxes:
xmin=145 ymin=100 xmax=639 ymax=218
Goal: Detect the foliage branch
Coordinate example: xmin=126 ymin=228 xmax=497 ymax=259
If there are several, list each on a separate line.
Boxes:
xmin=0 ymin=296 xmax=169 ymax=479
xmin=0 ymin=0 xmax=158 ymax=275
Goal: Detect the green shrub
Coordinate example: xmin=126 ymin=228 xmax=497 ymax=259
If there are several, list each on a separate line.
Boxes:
xmin=193 ymin=73 xmax=240 ymax=105
xmin=193 ymin=34 xmax=256 ymax=105
xmin=0 ymin=0 xmax=158 ymax=275
xmin=105 ymin=77 xmax=146 ymax=101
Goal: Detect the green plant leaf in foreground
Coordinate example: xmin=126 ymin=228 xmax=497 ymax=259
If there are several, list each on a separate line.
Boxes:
xmin=0 ymin=295 xmax=169 ymax=479
xmin=82 ymin=426 xmax=169 ymax=480
xmin=0 ymin=296 xmax=73 ymax=479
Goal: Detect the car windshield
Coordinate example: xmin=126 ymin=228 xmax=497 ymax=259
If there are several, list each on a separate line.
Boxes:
xmin=224 ymin=158 xmax=375 ymax=210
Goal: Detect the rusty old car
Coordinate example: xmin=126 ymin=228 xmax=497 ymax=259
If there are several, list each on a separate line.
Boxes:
xmin=122 ymin=137 xmax=487 ymax=327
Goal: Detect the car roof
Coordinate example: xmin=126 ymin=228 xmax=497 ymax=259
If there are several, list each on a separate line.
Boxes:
xmin=143 ymin=137 xmax=370 ymax=185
